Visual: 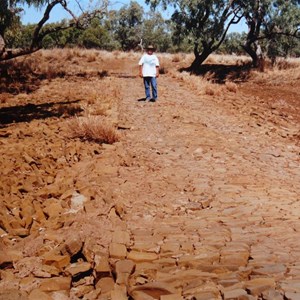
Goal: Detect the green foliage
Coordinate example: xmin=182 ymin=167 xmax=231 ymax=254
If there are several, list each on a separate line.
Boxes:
xmin=146 ymin=0 xmax=300 ymax=66
xmin=0 ymin=0 xmax=14 ymax=36
xmin=55 ymin=26 xmax=82 ymax=48
xmin=146 ymin=0 xmax=244 ymax=66
xmin=7 ymin=24 xmax=35 ymax=48
xmin=113 ymin=1 xmax=144 ymax=50
xmin=235 ymin=0 xmax=300 ymax=64
xmin=219 ymin=32 xmax=246 ymax=55
xmin=142 ymin=11 xmax=172 ymax=52
xmin=0 ymin=0 xmax=110 ymax=60
xmin=2 ymin=0 xmax=299 ymax=60
xmin=78 ymin=24 xmax=118 ymax=50
xmin=264 ymin=0 xmax=300 ymax=58
xmin=0 ymin=0 xmax=45 ymax=36
xmin=266 ymin=35 xmax=300 ymax=62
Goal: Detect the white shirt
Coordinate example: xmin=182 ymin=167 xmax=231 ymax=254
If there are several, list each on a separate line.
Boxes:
xmin=139 ymin=54 xmax=160 ymax=77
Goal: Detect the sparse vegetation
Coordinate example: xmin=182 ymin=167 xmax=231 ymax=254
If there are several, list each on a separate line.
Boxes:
xmin=172 ymin=54 xmax=181 ymax=63
xmin=68 ymin=115 xmax=120 ymax=144
xmin=0 ymin=0 xmax=109 ymax=61
xmin=2 ymin=0 xmax=299 ymax=69
xmin=225 ymin=82 xmax=238 ymax=93
xmin=0 ymin=47 xmax=300 ymax=300
xmin=159 ymin=64 xmax=167 ymax=74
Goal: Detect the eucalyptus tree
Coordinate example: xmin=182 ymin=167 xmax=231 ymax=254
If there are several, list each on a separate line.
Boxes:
xmin=142 ymin=11 xmax=172 ymax=52
xmin=113 ymin=1 xmax=144 ymax=51
xmin=147 ymin=0 xmax=243 ymax=69
xmin=220 ymin=32 xmax=246 ymax=55
xmin=237 ymin=0 xmax=300 ymax=67
xmin=0 ymin=0 xmax=109 ymax=61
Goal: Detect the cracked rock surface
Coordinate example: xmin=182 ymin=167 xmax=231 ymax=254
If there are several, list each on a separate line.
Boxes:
xmin=0 ymin=51 xmax=299 ymax=300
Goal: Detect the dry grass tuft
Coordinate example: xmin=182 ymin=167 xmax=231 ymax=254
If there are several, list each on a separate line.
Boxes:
xmin=159 ymin=64 xmax=167 ymax=74
xmin=250 ymin=57 xmax=300 ymax=84
xmin=210 ymin=54 xmax=251 ymax=65
xmin=225 ymin=81 xmax=238 ymax=93
xmin=44 ymin=65 xmax=66 ymax=79
xmin=204 ymin=86 xmax=216 ymax=96
xmin=98 ymin=70 xmax=109 ymax=78
xmin=172 ymin=54 xmax=181 ymax=63
xmin=57 ymin=104 xmax=82 ymax=116
xmin=170 ymin=70 xmax=223 ymax=97
xmin=273 ymin=58 xmax=300 ymax=70
xmin=112 ymin=50 xmax=121 ymax=58
xmin=86 ymin=53 xmax=97 ymax=63
xmin=205 ymin=56 xmax=217 ymax=64
xmin=67 ymin=115 xmax=120 ymax=144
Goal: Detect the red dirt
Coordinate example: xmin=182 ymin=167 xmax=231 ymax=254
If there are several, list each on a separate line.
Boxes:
xmin=0 ymin=51 xmax=299 ymax=299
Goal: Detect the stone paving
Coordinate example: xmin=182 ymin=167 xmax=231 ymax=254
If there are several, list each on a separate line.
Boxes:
xmin=0 ymin=70 xmax=299 ymax=300
xmin=104 ymin=74 xmax=300 ymax=299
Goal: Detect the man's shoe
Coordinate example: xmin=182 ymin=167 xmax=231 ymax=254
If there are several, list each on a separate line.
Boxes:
xmin=149 ymin=98 xmax=157 ymax=102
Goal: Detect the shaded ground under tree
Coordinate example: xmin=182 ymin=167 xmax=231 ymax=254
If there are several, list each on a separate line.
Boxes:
xmin=181 ymin=63 xmax=252 ymax=83
xmin=0 ymin=100 xmax=82 ymax=128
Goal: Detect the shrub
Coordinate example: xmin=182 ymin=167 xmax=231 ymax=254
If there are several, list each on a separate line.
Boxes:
xmin=98 ymin=70 xmax=109 ymax=78
xmin=86 ymin=53 xmax=97 ymax=62
xmin=172 ymin=54 xmax=181 ymax=62
xmin=273 ymin=58 xmax=300 ymax=70
xmin=225 ymin=82 xmax=238 ymax=93
xmin=57 ymin=104 xmax=82 ymax=116
xmin=67 ymin=116 xmax=119 ymax=144
xmin=159 ymin=65 xmax=167 ymax=74
xmin=204 ymin=86 xmax=216 ymax=96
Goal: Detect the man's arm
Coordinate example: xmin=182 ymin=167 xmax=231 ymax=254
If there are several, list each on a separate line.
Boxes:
xmin=155 ymin=55 xmax=160 ymax=78
xmin=139 ymin=65 xmax=143 ymax=78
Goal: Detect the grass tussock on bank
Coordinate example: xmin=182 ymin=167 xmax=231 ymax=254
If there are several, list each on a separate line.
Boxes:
xmin=67 ymin=115 xmax=120 ymax=144
xmin=168 ymin=54 xmax=300 ymax=97
xmin=169 ymin=70 xmax=224 ymax=96
xmin=1 ymin=48 xmax=299 ymax=106
xmin=248 ymin=62 xmax=300 ymax=87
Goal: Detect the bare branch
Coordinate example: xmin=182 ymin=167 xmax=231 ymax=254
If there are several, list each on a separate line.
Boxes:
xmin=31 ymin=0 xmax=62 ymax=51
xmin=0 ymin=0 xmax=109 ymax=61
xmin=60 ymin=0 xmax=79 ymax=22
xmin=74 ymin=0 xmax=85 ymax=14
xmin=0 ymin=47 xmax=40 ymax=61
xmin=39 ymin=22 xmax=77 ymax=41
xmin=214 ymin=8 xmax=243 ymax=51
xmin=256 ymin=30 xmax=300 ymax=41
xmin=0 ymin=34 xmax=5 ymax=56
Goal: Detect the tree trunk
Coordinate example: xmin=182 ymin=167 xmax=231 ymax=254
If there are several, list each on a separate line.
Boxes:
xmin=0 ymin=34 xmax=5 ymax=57
xmin=190 ymin=50 xmax=212 ymax=70
xmin=255 ymin=42 xmax=265 ymax=71
xmin=243 ymin=41 xmax=265 ymax=71
xmin=189 ymin=42 xmax=213 ymax=71
xmin=243 ymin=43 xmax=258 ymax=66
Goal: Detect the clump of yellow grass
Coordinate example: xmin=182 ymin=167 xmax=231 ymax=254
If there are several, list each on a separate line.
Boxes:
xmin=250 ymin=57 xmax=300 ymax=84
xmin=225 ymin=81 xmax=238 ymax=93
xmin=68 ymin=115 xmax=120 ymax=144
xmin=170 ymin=70 xmax=223 ymax=96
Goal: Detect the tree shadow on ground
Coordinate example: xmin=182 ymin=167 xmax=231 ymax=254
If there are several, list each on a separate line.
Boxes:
xmin=0 ymin=60 xmax=107 ymax=95
xmin=110 ymin=72 xmax=137 ymax=79
xmin=0 ymin=100 xmax=82 ymax=128
xmin=0 ymin=60 xmax=67 ymax=95
xmin=181 ymin=63 xmax=253 ymax=83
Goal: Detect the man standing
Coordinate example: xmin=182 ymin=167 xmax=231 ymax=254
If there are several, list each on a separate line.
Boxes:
xmin=139 ymin=45 xmax=160 ymax=102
